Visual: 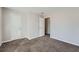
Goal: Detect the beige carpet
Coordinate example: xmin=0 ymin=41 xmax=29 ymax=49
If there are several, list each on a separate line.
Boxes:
xmin=0 ymin=35 xmax=79 ymax=52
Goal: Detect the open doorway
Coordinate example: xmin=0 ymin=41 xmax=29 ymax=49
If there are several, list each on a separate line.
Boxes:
xmin=45 ymin=17 xmax=50 ymax=36
xmin=39 ymin=16 xmax=50 ymax=37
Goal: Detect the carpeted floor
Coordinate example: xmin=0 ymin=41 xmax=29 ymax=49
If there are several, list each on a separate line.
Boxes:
xmin=0 ymin=35 xmax=79 ymax=52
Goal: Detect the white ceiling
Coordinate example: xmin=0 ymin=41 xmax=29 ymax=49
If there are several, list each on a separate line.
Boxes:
xmin=7 ymin=7 xmax=54 ymax=14
xmin=7 ymin=7 xmax=79 ymax=14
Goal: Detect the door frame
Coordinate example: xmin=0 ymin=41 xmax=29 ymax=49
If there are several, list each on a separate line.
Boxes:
xmin=39 ymin=16 xmax=51 ymax=37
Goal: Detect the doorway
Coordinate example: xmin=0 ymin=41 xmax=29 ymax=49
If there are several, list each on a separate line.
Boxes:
xmin=45 ymin=17 xmax=50 ymax=36
xmin=39 ymin=16 xmax=50 ymax=37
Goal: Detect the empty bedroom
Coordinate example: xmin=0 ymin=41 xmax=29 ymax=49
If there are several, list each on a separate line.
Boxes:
xmin=0 ymin=7 xmax=79 ymax=52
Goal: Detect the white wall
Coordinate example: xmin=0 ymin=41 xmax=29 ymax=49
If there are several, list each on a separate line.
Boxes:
xmin=50 ymin=8 xmax=79 ymax=46
xmin=27 ymin=13 xmax=40 ymax=39
xmin=21 ymin=13 xmax=42 ymax=39
xmin=2 ymin=8 xmax=41 ymax=42
xmin=21 ymin=14 xmax=29 ymax=38
xmin=2 ymin=8 xmax=24 ymax=42
xmin=0 ymin=7 xmax=2 ymax=45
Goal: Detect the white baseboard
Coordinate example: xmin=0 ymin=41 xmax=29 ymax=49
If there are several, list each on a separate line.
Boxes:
xmin=50 ymin=36 xmax=79 ymax=46
xmin=2 ymin=36 xmax=40 ymax=43
xmin=28 ymin=36 xmax=42 ymax=40
xmin=2 ymin=38 xmax=20 ymax=43
xmin=2 ymin=37 xmax=29 ymax=43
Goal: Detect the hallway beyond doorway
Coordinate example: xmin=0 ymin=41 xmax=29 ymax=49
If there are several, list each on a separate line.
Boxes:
xmin=45 ymin=17 xmax=50 ymax=36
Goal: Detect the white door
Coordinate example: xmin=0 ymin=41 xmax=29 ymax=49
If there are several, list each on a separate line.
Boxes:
xmin=10 ymin=13 xmax=22 ymax=40
xmin=39 ymin=17 xmax=45 ymax=36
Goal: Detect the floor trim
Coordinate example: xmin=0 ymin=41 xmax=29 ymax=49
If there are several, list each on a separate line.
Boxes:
xmin=51 ymin=36 xmax=79 ymax=46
